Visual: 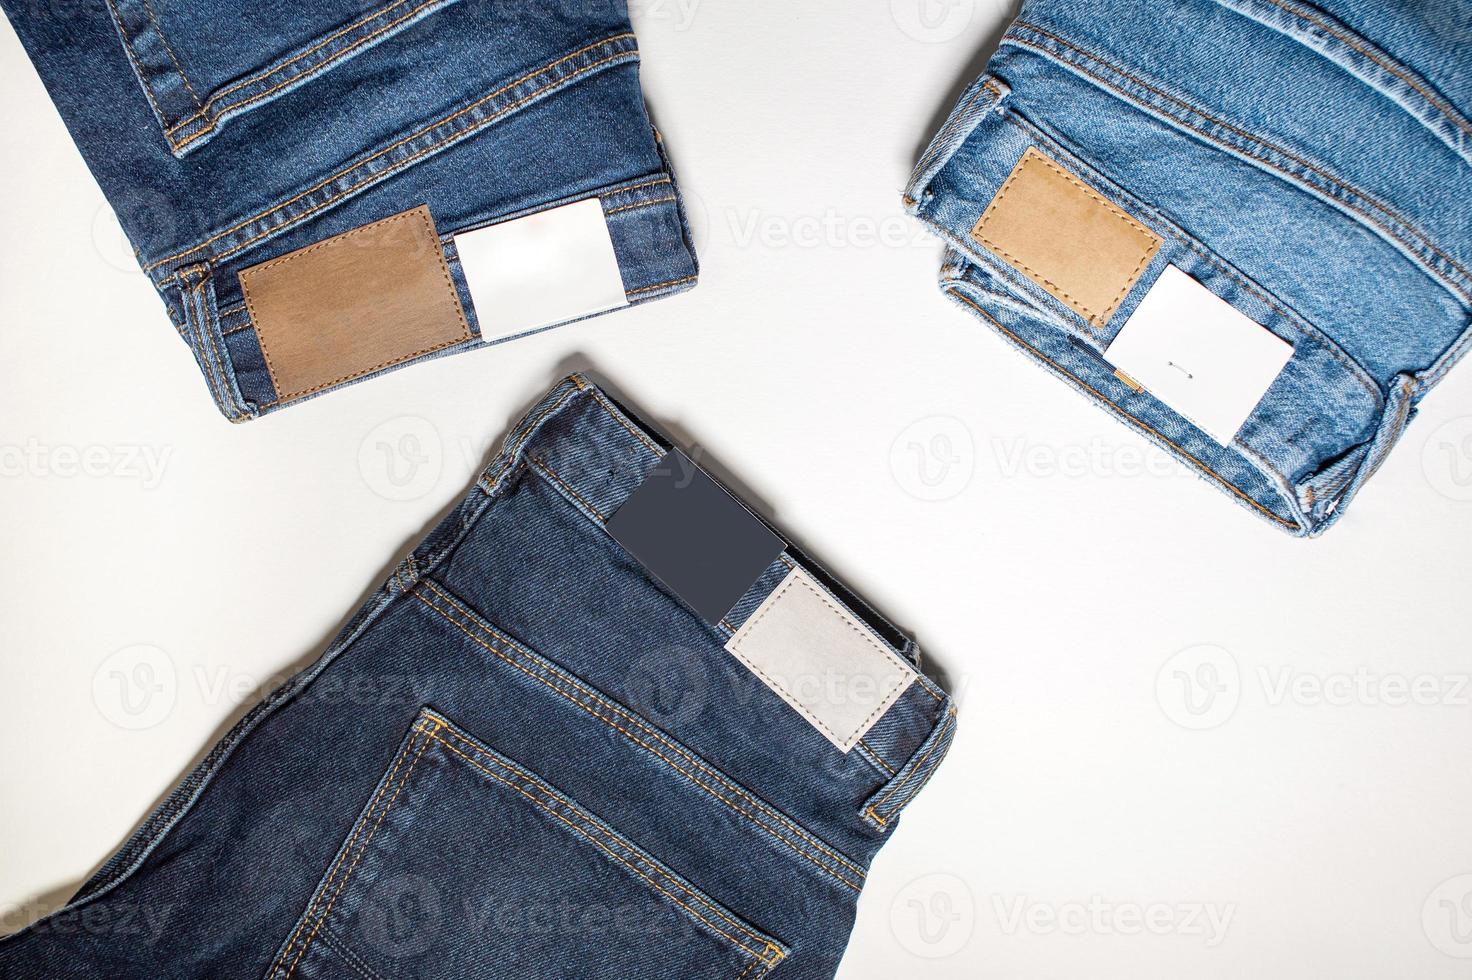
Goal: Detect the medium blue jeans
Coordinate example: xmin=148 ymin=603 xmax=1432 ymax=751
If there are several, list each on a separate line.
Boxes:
xmin=907 ymin=0 xmax=1472 ymax=535
xmin=1 ymin=0 xmax=697 ymax=419
xmin=0 ymin=375 xmax=955 ymax=978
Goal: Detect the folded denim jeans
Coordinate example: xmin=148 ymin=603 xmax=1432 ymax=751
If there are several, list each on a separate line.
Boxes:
xmin=1 ymin=0 xmax=697 ymax=419
xmin=907 ymin=0 xmax=1472 ymax=535
xmin=0 ymin=375 xmax=955 ymax=978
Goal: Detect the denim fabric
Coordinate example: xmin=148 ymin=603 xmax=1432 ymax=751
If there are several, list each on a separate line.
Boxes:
xmin=0 ymin=375 xmax=955 ymax=978
xmin=0 ymin=0 xmax=698 ymax=419
xmin=906 ymin=0 xmax=1472 ymax=535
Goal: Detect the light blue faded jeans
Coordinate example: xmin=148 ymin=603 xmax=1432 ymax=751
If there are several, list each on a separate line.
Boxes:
xmin=908 ymin=0 xmax=1472 ymax=535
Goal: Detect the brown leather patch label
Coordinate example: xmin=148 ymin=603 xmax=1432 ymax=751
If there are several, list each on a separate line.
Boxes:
xmin=239 ymin=205 xmax=470 ymax=402
xmin=971 ymin=147 xmax=1161 ymax=328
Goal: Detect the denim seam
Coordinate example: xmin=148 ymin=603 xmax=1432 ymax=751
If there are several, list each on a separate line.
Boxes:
xmin=477 ymin=382 xmax=588 ymax=497
xmin=166 ymin=0 xmax=455 ymax=149
xmin=948 ymin=287 xmax=1301 ymax=530
xmin=865 ymin=707 xmax=957 ymax=828
xmin=529 ymin=454 xmax=609 ymax=522
xmin=144 ymin=34 xmax=639 ymax=279
xmin=992 ymin=111 xmax=1383 ymax=408
xmin=137 ymin=0 xmax=202 ymax=108
xmin=101 ymin=0 xmax=170 ymax=129
xmin=412 ymin=579 xmax=867 ymax=892
xmin=605 ymin=195 xmax=679 ymax=217
xmin=272 ymin=717 xmax=442 ymax=980
xmin=424 ymin=720 xmax=787 ymax=968
xmin=1245 ymin=0 xmax=1471 ymax=140
xmin=318 ymin=928 xmax=387 ymax=980
xmin=629 ymin=274 xmax=699 ymax=298
xmin=240 ymin=207 xmax=471 ymax=401
xmin=1003 ymin=23 xmax=1472 ymax=303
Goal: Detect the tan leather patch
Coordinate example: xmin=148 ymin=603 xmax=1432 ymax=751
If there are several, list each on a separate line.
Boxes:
xmin=239 ymin=205 xmax=471 ymax=402
xmin=971 ymin=147 xmax=1161 ymax=328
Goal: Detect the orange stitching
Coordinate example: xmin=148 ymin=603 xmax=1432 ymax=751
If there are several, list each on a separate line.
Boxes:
xmin=483 ymin=385 xmax=583 ymax=490
xmin=874 ymin=709 xmax=955 ymax=821
xmin=268 ymin=719 xmax=434 ymax=979
xmin=609 ymin=175 xmax=674 ymax=197
xmin=972 ymin=148 xmax=1160 ymax=327
xmin=627 ymin=274 xmax=697 ymax=297
xmin=604 ymin=195 xmax=678 ymax=217
xmin=281 ymin=719 xmax=441 ymax=979
xmin=951 ymin=290 xmax=1297 ymax=528
xmin=170 ymin=0 xmax=453 ymax=150
xmin=197 ymin=280 xmax=242 ymax=418
xmin=425 ymin=724 xmax=783 ymax=965
xmin=102 ymin=0 xmax=169 ymax=127
xmin=138 ymin=0 xmax=202 ymax=108
xmin=584 ymin=385 xmax=662 ymax=457
xmin=412 ymin=582 xmax=867 ymax=888
xmin=416 ymin=583 xmax=863 ymax=882
xmin=859 ymin=739 xmax=897 ymax=776
xmin=144 ymin=35 xmax=636 ymax=272
xmin=167 ymin=0 xmax=427 ymax=134
xmin=530 ymin=454 xmax=607 ymax=521
xmin=241 ymin=207 xmax=469 ymax=401
xmin=189 ymin=50 xmax=638 ymax=270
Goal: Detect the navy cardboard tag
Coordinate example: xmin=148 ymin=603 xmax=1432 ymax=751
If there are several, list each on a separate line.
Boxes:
xmin=607 ymin=449 xmax=785 ymax=626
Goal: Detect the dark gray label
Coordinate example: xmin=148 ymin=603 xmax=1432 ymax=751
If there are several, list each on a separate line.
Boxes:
xmin=607 ymin=449 xmax=785 ymax=627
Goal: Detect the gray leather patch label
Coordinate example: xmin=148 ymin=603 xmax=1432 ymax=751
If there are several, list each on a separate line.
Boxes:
xmin=725 ymin=566 xmax=915 ymax=753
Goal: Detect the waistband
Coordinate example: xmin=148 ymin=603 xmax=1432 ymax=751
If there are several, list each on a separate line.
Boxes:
xmin=444 ymin=374 xmax=957 ymax=833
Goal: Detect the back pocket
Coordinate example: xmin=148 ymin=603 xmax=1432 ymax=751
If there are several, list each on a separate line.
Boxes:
xmin=262 ymin=708 xmax=789 ymax=980
xmin=106 ymin=0 xmax=463 ymax=155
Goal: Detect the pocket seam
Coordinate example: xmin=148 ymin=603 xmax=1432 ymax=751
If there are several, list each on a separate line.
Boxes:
xmin=411 ymin=577 xmax=869 ymax=893
xmin=422 ymin=715 xmax=787 ymax=971
xmin=267 ymin=716 xmax=442 ymax=980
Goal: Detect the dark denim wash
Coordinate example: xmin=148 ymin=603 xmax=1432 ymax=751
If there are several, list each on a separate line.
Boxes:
xmin=0 ymin=375 xmax=956 ymax=978
xmin=907 ymin=0 xmax=1472 ymax=535
xmin=0 ymin=0 xmax=698 ymax=419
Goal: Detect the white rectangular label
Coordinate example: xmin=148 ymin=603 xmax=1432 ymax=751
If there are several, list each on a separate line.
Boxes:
xmin=1104 ymin=265 xmax=1294 ymax=445
xmin=725 ymin=567 xmax=915 ymax=753
xmin=454 ymin=197 xmax=629 ymax=342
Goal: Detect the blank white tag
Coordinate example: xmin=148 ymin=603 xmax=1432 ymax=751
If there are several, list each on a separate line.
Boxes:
xmin=1104 ymin=265 xmax=1293 ymax=445
xmin=454 ymin=198 xmax=629 ymax=341
xmin=725 ymin=567 xmax=915 ymax=753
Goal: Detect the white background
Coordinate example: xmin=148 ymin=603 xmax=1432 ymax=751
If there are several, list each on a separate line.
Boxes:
xmin=5 ymin=2 xmax=1472 ymax=977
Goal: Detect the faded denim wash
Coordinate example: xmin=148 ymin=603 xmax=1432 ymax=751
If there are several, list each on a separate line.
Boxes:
xmin=907 ymin=0 xmax=1472 ymax=535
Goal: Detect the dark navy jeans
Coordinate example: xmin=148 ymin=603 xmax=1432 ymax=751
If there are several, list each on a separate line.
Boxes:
xmin=0 ymin=0 xmax=698 ymax=419
xmin=0 ymin=376 xmax=955 ymax=978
